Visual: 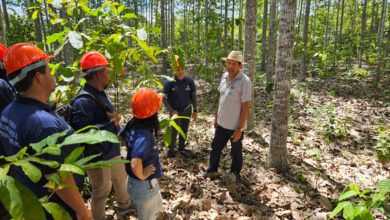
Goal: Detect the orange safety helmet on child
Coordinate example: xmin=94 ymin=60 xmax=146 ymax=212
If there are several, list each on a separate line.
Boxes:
xmin=0 ymin=43 xmax=6 ymax=62
xmin=132 ymin=88 xmax=162 ymax=119
xmin=80 ymin=51 xmax=109 ymax=76
xmin=3 ymin=43 xmax=53 ymax=86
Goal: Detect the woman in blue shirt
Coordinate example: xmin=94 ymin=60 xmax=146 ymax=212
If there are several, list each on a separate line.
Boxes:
xmin=120 ymin=88 xmax=163 ymax=220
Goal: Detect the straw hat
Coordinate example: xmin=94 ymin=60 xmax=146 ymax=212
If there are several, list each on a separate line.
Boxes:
xmin=222 ymin=51 xmax=246 ymax=64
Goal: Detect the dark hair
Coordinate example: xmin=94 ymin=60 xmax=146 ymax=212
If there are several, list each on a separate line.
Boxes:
xmin=0 ymin=64 xmax=7 ymax=80
xmin=10 ymin=62 xmax=46 ymax=92
xmin=125 ymin=113 xmax=160 ymax=136
xmin=84 ymin=69 xmax=103 ymax=81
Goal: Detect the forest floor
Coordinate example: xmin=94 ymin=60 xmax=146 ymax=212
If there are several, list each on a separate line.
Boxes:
xmin=105 ymin=72 xmax=389 ymax=220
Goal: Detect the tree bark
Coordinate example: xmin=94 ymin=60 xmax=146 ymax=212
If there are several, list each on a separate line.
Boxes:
xmin=358 ymin=0 xmax=368 ymax=67
xmin=266 ymin=0 xmax=277 ymax=91
xmin=324 ymin=0 xmax=331 ymax=47
xmin=376 ymin=0 xmax=387 ymax=80
xmin=332 ymin=0 xmax=340 ymax=70
xmin=238 ymin=0 xmax=244 ymax=50
xmin=1 ymin=0 xmax=10 ymax=38
xmin=261 ymin=0 xmax=269 ymax=71
xmin=231 ymin=0 xmax=235 ymax=48
xmin=161 ymin=0 xmax=167 ymax=74
xmin=269 ymin=0 xmax=297 ymax=174
xmin=244 ymin=0 xmax=258 ymax=129
xmin=339 ymin=0 xmax=345 ymax=35
xmin=204 ymin=0 xmax=209 ymax=65
xmin=0 ymin=3 xmax=5 ymax=44
xmin=299 ymin=0 xmax=310 ymax=81
xmin=224 ymin=0 xmax=228 ymax=48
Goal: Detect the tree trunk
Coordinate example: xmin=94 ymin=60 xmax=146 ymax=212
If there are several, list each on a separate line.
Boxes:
xmin=359 ymin=0 xmax=368 ymax=67
xmin=204 ymin=0 xmax=209 ymax=65
xmin=376 ymin=0 xmax=387 ymax=80
xmin=171 ymin=0 xmax=175 ymax=46
xmin=299 ymin=0 xmax=310 ymax=81
xmin=224 ymin=0 xmax=228 ymax=48
xmin=161 ymin=0 xmax=167 ymax=74
xmin=184 ymin=0 xmax=188 ymax=50
xmin=197 ymin=0 xmax=201 ymax=50
xmin=296 ymin=0 xmax=304 ymax=38
xmin=238 ymin=0 xmax=244 ymax=49
xmin=244 ymin=0 xmax=258 ymax=129
xmin=0 ymin=4 xmax=5 ymax=44
xmin=324 ymin=0 xmax=331 ymax=47
xmin=269 ymin=0 xmax=297 ymax=173
xmin=332 ymin=0 xmax=340 ymax=70
xmin=231 ymin=0 xmax=235 ymax=48
xmin=266 ymin=0 xmax=277 ymax=91
xmin=340 ymin=0 xmax=345 ymax=35
xmin=370 ymin=0 xmax=376 ymax=32
xmin=261 ymin=0 xmax=269 ymax=71
xmin=1 ymin=0 xmax=11 ymax=38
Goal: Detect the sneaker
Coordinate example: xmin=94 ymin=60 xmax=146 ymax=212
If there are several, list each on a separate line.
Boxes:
xmin=203 ymin=171 xmax=219 ymax=178
xmin=117 ymin=205 xmax=136 ymax=216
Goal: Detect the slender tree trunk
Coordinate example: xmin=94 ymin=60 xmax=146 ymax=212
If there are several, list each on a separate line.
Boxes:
xmin=231 ymin=0 xmax=235 ymax=48
xmin=197 ymin=0 xmax=201 ymax=50
xmin=224 ymin=0 xmax=228 ymax=48
xmin=161 ymin=0 xmax=167 ymax=74
xmin=296 ymin=0 xmax=304 ymax=38
xmin=0 ymin=4 xmax=5 ymax=44
xmin=332 ymin=0 xmax=340 ymax=70
xmin=171 ymin=0 xmax=175 ymax=46
xmin=204 ymin=0 xmax=209 ymax=65
xmin=359 ymin=0 xmax=368 ymax=67
xmin=340 ymin=0 xmax=345 ymax=35
xmin=238 ymin=0 xmax=244 ymax=49
xmin=376 ymin=0 xmax=387 ymax=80
xmin=299 ymin=0 xmax=310 ymax=81
xmin=261 ymin=0 xmax=269 ymax=71
xmin=244 ymin=0 xmax=258 ymax=129
xmin=1 ymin=0 xmax=10 ymax=37
xmin=370 ymin=0 xmax=376 ymax=32
xmin=266 ymin=0 xmax=277 ymax=91
xmin=324 ymin=0 xmax=331 ymax=47
xmin=269 ymin=0 xmax=297 ymax=174
xmin=184 ymin=0 xmax=188 ymax=49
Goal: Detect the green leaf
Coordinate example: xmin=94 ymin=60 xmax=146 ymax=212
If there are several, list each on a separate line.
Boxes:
xmin=0 ymin=165 xmax=10 ymax=180
xmin=377 ymin=179 xmax=390 ymax=194
xmin=338 ymin=190 xmax=359 ymax=201
xmin=41 ymin=147 xmax=61 ymax=156
xmin=342 ymin=202 xmax=354 ymax=220
xmin=30 ymin=129 xmax=70 ymax=152
xmin=122 ymin=13 xmax=137 ymax=19
xmin=65 ymin=147 xmax=85 ymax=164
xmin=27 ymin=157 xmax=60 ymax=168
xmin=59 ymin=164 xmax=85 ymax=175
xmin=58 ymin=129 xmax=119 ymax=147
xmin=32 ymin=10 xmax=40 ymax=20
xmin=163 ymin=126 xmax=171 ymax=147
xmin=0 ymin=176 xmax=45 ymax=220
xmin=349 ymin=183 xmax=360 ymax=193
xmin=43 ymin=202 xmax=72 ymax=220
xmin=74 ymin=154 xmax=101 ymax=167
xmin=46 ymin=32 xmax=66 ymax=45
xmin=329 ymin=201 xmax=351 ymax=218
xmin=14 ymin=161 xmax=42 ymax=183
xmin=355 ymin=206 xmax=374 ymax=220
xmin=170 ymin=120 xmax=186 ymax=140
xmin=79 ymin=3 xmax=99 ymax=16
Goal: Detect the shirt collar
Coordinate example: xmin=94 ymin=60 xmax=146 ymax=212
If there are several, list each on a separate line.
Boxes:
xmin=224 ymin=71 xmax=243 ymax=82
xmin=83 ymin=84 xmax=105 ymax=95
xmin=15 ymin=95 xmax=52 ymax=111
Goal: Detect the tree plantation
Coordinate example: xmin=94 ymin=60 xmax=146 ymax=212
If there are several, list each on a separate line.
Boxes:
xmin=0 ymin=0 xmax=389 ymax=219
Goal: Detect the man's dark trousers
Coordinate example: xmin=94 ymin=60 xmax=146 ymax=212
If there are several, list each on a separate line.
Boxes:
xmin=207 ymin=125 xmax=244 ymax=174
xmin=168 ymin=107 xmax=192 ymax=152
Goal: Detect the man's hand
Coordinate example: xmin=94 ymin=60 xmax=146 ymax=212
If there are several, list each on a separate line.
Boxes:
xmin=171 ymin=110 xmax=178 ymax=116
xmin=231 ymin=130 xmax=242 ymax=143
xmin=76 ymin=208 xmax=92 ymax=220
xmin=192 ymin=112 xmax=198 ymax=121
xmin=107 ymin=112 xmax=121 ymax=126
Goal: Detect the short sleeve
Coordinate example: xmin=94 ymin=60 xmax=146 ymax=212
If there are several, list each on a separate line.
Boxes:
xmin=131 ymin=134 xmax=152 ymax=160
xmin=241 ymin=76 xmax=252 ymax=103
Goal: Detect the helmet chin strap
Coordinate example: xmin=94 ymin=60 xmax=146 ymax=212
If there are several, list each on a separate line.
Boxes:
xmin=9 ymin=60 xmax=45 ymax=86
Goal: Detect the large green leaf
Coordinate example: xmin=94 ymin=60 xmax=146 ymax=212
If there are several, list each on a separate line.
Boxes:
xmin=354 ymin=206 xmax=374 ymax=220
xmin=82 ymin=159 xmax=128 ymax=170
xmin=14 ymin=161 xmax=42 ymax=183
xmin=0 ymin=165 xmax=10 ymax=180
xmin=377 ymin=178 xmax=390 ymax=194
xmin=0 ymin=176 xmax=46 ymax=220
xmin=122 ymin=13 xmax=137 ymax=19
xmin=163 ymin=126 xmax=171 ymax=147
xmin=43 ymin=202 xmax=72 ymax=220
xmin=329 ymin=201 xmax=351 ymax=218
xmin=32 ymin=10 xmax=40 ymax=20
xmin=64 ymin=147 xmax=85 ymax=164
xmin=59 ymin=164 xmax=84 ymax=175
xmin=79 ymin=3 xmax=99 ymax=16
xmin=46 ymin=32 xmax=66 ymax=45
xmin=170 ymin=120 xmax=186 ymax=139
xmin=58 ymin=129 xmax=119 ymax=147
xmin=338 ymin=190 xmax=359 ymax=201
xmin=74 ymin=154 xmax=101 ymax=167
xmin=30 ymin=129 xmax=69 ymax=153
xmin=27 ymin=157 xmax=60 ymax=168
xmin=342 ymin=202 xmax=355 ymax=220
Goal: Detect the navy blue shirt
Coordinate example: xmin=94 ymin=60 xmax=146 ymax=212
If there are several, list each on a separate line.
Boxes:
xmin=0 ymin=78 xmax=15 ymax=113
xmin=0 ymin=96 xmax=76 ymax=218
xmin=163 ymin=76 xmax=197 ymax=112
xmin=71 ymin=84 xmax=120 ymax=162
xmin=119 ymin=128 xmax=162 ymax=180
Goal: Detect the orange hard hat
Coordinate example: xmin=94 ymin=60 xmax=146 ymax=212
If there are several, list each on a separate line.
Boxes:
xmin=132 ymin=88 xmax=162 ymax=119
xmin=0 ymin=43 xmax=6 ymax=61
xmin=80 ymin=51 xmax=109 ymax=73
xmin=3 ymin=43 xmax=53 ymax=85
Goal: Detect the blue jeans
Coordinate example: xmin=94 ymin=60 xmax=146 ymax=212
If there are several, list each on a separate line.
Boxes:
xmin=206 ymin=125 xmax=244 ymax=174
xmin=127 ymin=176 xmax=163 ymax=220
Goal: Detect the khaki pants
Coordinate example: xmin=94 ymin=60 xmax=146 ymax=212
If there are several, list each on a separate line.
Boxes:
xmin=86 ymin=156 xmax=130 ymax=220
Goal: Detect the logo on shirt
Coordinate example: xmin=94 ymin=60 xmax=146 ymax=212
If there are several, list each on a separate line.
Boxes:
xmin=185 ymin=85 xmax=191 ymax=91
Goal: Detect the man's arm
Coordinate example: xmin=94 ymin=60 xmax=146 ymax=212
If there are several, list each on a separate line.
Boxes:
xmin=49 ymin=174 xmax=92 ymax=220
xmin=231 ymin=101 xmax=250 ymax=142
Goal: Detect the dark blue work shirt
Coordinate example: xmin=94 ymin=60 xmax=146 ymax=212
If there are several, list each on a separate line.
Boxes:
xmin=71 ymin=84 xmax=120 ymax=162
xmin=0 ymin=96 xmax=76 ymax=218
xmin=119 ymin=128 xmax=162 ymax=180
xmin=163 ymin=76 xmax=197 ymax=113
xmin=0 ymin=78 xmax=15 ymax=113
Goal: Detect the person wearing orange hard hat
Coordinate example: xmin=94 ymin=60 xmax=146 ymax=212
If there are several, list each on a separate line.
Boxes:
xmin=71 ymin=51 xmax=132 ymax=220
xmin=0 ymin=43 xmax=92 ymax=220
xmin=119 ymin=87 xmax=163 ymax=220
xmin=0 ymin=43 xmax=15 ymax=113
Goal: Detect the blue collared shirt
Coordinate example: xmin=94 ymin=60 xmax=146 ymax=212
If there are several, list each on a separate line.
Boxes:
xmin=163 ymin=76 xmax=197 ymax=113
xmin=71 ymin=84 xmax=120 ymax=161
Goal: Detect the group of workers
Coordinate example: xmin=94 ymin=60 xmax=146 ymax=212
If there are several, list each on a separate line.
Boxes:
xmin=0 ymin=41 xmax=251 ymax=220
